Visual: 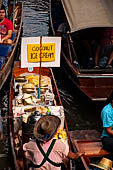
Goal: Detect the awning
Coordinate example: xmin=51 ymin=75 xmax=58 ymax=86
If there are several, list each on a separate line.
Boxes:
xmin=61 ymin=0 xmax=113 ymax=32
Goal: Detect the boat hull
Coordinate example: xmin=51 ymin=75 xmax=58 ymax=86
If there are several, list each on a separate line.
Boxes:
xmin=0 ymin=2 xmax=23 ymax=90
xmin=49 ymin=0 xmax=113 ymax=102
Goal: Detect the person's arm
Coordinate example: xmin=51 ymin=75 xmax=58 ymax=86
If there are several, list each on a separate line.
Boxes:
xmin=67 ymin=151 xmax=84 ymax=160
xmin=106 ymin=126 xmax=113 ymax=136
xmin=1 ymin=30 xmax=13 ymax=42
xmin=56 ymin=23 xmax=64 ymax=37
xmin=56 ymin=30 xmax=62 ymax=36
xmin=95 ymin=44 xmax=101 ymax=66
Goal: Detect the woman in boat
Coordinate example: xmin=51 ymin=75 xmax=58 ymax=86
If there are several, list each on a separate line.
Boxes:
xmin=94 ymin=27 xmax=113 ymax=68
xmin=23 ymin=115 xmax=83 ymax=170
xmin=101 ymin=91 xmax=113 ymax=153
xmin=0 ymin=4 xmax=13 ymax=44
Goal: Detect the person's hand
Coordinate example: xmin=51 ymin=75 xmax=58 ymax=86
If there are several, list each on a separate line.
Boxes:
xmin=0 ymin=39 xmax=4 ymax=43
xmin=76 ymin=152 xmax=84 ymax=159
xmin=67 ymin=151 xmax=84 ymax=160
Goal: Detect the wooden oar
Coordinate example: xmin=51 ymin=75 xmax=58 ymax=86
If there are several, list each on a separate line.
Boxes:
xmin=38 ymin=36 xmax=42 ymax=99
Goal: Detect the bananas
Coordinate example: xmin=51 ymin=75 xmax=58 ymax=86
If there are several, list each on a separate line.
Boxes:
xmin=54 ymin=128 xmax=67 ymax=139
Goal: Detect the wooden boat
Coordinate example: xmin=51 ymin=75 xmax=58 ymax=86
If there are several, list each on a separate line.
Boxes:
xmin=49 ymin=0 xmax=113 ymax=102
xmin=0 ymin=1 xmax=23 ymax=90
xmin=9 ymin=61 xmax=74 ymax=170
xmin=69 ymin=130 xmax=112 ymax=170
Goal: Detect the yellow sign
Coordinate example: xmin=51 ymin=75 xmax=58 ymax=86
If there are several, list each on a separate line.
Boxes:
xmin=27 ymin=43 xmax=55 ymax=62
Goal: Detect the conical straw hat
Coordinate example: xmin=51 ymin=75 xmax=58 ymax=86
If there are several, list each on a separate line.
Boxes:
xmin=90 ymin=157 xmax=113 ymax=170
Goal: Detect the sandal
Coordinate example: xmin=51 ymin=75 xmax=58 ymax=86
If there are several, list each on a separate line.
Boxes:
xmin=94 ymin=65 xmax=99 ymax=69
xmin=106 ymin=64 xmax=112 ymax=68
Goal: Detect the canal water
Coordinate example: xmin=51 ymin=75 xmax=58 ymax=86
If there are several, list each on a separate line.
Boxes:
xmin=0 ymin=0 xmax=106 ymax=169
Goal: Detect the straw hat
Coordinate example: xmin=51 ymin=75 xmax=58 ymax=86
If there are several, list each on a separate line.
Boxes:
xmin=90 ymin=157 xmax=113 ymax=170
xmin=33 ymin=115 xmax=61 ymax=142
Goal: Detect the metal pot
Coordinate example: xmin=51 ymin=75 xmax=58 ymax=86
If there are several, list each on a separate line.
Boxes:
xmin=28 ymin=111 xmax=41 ymax=124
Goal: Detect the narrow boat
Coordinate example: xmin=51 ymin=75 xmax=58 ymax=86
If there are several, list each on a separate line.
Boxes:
xmin=49 ymin=0 xmax=113 ymax=101
xmin=9 ymin=61 xmax=74 ymax=170
xmin=0 ymin=1 xmax=23 ymax=90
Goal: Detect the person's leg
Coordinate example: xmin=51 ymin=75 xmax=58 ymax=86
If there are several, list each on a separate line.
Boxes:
xmin=107 ymin=51 xmax=113 ymax=65
xmin=105 ymin=45 xmax=113 ymax=68
xmin=94 ymin=44 xmax=101 ymax=68
xmin=102 ymin=137 xmax=113 ymax=152
xmin=82 ymin=40 xmax=94 ymax=68
xmin=82 ymin=40 xmax=92 ymax=58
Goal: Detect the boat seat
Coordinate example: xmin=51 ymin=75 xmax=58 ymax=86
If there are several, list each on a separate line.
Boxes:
xmin=73 ymin=139 xmax=111 ymax=158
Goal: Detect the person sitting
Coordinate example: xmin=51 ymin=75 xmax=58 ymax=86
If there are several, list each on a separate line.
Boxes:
xmin=94 ymin=27 xmax=113 ymax=68
xmin=101 ymin=91 xmax=113 ymax=153
xmin=23 ymin=115 xmax=83 ymax=170
xmin=77 ymin=28 xmax=102 ymax=68
xmin=0 ymin=4 xmax=13 ymax=44
xmin=56 ymin=18 xmax=70 ymax=58
xmin=56 ymin=18 xmax=69 ymax=39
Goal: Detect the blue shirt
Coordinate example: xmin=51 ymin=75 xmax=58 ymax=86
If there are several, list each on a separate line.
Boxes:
xmin=101 ymin=103 xmax=113 ymax=138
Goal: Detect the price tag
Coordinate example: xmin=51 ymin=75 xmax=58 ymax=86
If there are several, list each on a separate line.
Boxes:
xmin=28 ymin=67 xmax=33 ymax=72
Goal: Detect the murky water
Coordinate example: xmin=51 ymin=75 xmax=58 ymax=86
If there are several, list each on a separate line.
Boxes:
xmin=0 ymin=0 xmax=106 ymax=169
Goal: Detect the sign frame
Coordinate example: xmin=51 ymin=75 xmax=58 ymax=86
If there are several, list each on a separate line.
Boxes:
xmin=21 ymin=36 xmax=61 ymax=68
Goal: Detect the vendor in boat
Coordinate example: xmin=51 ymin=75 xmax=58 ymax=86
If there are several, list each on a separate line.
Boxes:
xmin=101 ymin=91 xmax=113 ymax=153
xmin=0 ymin=4 xmax=13 ymax=44
xmin=23 ymin=115 xmax=83 ymax=170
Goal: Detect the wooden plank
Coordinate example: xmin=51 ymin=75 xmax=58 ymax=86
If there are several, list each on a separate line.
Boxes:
xmin=69 ymin=130 xmax=111 ymax=170
xmin=69 ymin=130 xmax=101 ymax=140
xmin=80 ymin=87 xmax=113 ymax=101
xmin=73 ymin=140 xmax=110 ymax=157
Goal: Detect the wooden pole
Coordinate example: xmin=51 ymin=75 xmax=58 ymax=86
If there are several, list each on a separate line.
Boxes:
xmin=38 ymin=36 xmax=42 ymax=99
xmin=0 ymin=111 xmax=3 ymax=140
xmin=0 ymin=0 xmax=2 ymax=8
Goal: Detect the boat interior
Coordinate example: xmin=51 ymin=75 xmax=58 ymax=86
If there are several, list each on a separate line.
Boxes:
xmin=69 ymin=29 xmax=113 ymax=74
xmin=69 ymin=130 xmax=113 ymax=169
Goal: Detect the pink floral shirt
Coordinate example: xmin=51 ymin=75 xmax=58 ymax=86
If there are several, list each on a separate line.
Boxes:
xmin=23 ymin=139 xmax=69 ymax=170
xmin=101 ymin=28 xmax=113 ymax=45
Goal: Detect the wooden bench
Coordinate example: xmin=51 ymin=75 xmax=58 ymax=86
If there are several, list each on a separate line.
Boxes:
xmin=72 ymin=139 xmax=111 ymax=170
xmin=73 ymin=139 xmax=111 ymax=158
